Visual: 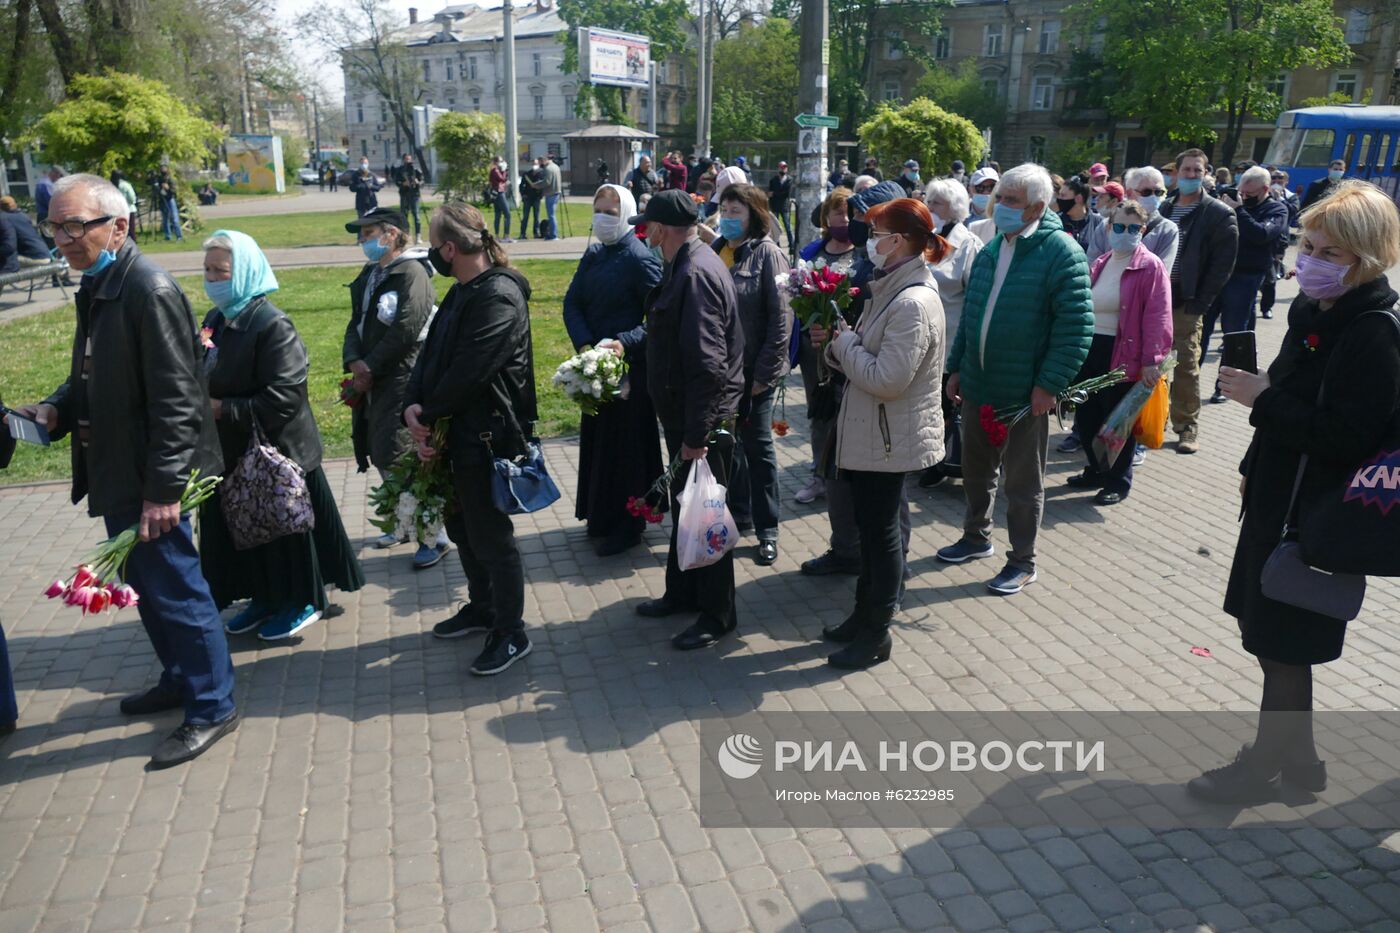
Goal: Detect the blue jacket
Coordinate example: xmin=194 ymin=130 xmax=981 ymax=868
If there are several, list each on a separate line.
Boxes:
xmin=563 ymin=232 xmax=663 ymax=356
xmin=0 ymin=211 xmax=51 ymax=273
xmin=1233 ymin=195 xmax=1290 ymax=276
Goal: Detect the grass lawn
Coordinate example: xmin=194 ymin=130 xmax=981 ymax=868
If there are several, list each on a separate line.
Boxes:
xmin=0 ymin=259 xmax=583 ymax=485
xmin=138 ymin=200 xmax=598 ymax=254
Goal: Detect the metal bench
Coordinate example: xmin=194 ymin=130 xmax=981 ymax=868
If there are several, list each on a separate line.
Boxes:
xmin=0 ymin=260 xmax=71 ymax=303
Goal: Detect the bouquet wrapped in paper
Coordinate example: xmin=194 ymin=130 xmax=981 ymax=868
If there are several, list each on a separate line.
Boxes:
xmin=775 ymin=258 xmax=861 ymax=337
xmin=368 ymin=419 xmax=453 ymax=544
xmin=1092 ymin=351 xmax=1178 ymax=470
xmin=553 ymin=347 xmax=628 ymax=417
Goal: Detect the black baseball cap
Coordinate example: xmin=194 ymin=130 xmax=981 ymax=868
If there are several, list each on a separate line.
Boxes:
xmin=627 ymin=188 xmax=699 ymax=227
xmin=345 ymin=207 xmax=408 ymax=233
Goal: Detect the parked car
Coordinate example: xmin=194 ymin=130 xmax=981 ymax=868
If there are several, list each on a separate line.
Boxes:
xmin=296 ymin=167 xmax=321 ymax=185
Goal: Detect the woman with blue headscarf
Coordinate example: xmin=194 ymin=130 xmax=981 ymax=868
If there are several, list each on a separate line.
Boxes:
xmin=197 ymin=229 xmax=364 ymax=641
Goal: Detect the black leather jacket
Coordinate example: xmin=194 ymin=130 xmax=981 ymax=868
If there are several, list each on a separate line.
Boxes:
xmin=202 ymin=297 xmax=322 ymax=474
xmin=44 ymin=241 xmax=223 ymax=517
xmin=404 ymin=266 xmax=537 ymax=467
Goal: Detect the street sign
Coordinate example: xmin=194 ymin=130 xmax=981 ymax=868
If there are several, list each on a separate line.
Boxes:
xmin=795 ymin=113 xmax=840 ymax=129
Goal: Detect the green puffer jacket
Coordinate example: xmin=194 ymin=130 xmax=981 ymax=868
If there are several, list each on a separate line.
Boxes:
xmin=947 ymin=210 xmax=1094 ymax=408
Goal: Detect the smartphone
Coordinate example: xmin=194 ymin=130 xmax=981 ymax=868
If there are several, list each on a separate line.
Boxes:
xmin=0 ymin=405 xmax=51 ymax=446
xmin=1221 ymin=330 xmax=1258 ymax=375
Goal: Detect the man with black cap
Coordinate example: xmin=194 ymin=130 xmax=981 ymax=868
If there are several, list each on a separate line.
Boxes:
xmin=767 ymin=161 xmax=793 ymax=247
xmin=617 ymin=189 xmax=746 ymax=650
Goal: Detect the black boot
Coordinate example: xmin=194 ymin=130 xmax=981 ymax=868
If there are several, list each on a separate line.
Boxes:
xmin=828 ymin=612 xmax=892 ymax=670
xmin=1186 ymin=744 xmax=1280 ymax=804
xmin=822 ymin=610 xmax=865 ymax=643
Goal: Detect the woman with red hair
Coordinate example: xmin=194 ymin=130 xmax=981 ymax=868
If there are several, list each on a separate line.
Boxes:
xmin=810 ymin=198 xmax=949 ymax=670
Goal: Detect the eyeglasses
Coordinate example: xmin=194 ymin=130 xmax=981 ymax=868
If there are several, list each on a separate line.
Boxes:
xmin=1271 ymin=175 xmax=1286 ymax=181
xmin=1111 ymin=223 xmax=1144 ymax=235
xmin=1134 ymin=188 xmax=1165 ymax=197
xmin=39 ymin=215 xmax=114 ymax=240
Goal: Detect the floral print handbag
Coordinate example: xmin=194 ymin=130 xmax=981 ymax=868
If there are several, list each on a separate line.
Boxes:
xmin=219 ymin=418 xmax=316 ymax=550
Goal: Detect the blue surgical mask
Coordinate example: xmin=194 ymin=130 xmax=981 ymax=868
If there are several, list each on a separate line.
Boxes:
xmin=204 ymin=277 xmax=236 ymax=311
xmin=81 ymin=225 xmax=119 ymax=278
xmin=1328 ymin=169 xmax=1344 ymax=181
xmin=1108 ymin=229 xmax=1142 ymax=254
xmin=993 ymin=202 xmax=1028 ymax=235
xmin=1163 ymin=173 xmax=1175 ymax=187
xmin=971 ymin=193 xmax=991 ymax=212
xmin=1136 ymin=194 xmax=1160 ymax=216
xmin=718 ymin=217 xmax=745 ymax=241
xmin=361 ymin=238 xmax=389 ymax=261
xmin=1176 ymin=177 xmax=1202 ymax=195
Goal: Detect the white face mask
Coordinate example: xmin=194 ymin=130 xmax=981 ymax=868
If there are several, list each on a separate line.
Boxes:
xmin=592 ymin=212 xmax=627 ymax=245
xmin=928 ymin=211 xmax=945 ymax=230
xmin=866 ymin=234 xmax=891 ymax=270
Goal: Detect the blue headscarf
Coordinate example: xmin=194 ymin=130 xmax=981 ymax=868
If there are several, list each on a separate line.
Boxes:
xmin=206 ymin=228 xmax=279 ymax=319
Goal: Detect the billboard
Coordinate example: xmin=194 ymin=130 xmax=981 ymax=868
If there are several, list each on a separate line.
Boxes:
xmin=578 ymin=27 xmax=650 ymax=90
xmin=226 ymin=134 xmax=286 ymax=193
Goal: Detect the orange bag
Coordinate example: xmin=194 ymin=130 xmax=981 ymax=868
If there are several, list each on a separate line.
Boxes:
xmin=1133 ymin=378 xmax=1169 ymax=449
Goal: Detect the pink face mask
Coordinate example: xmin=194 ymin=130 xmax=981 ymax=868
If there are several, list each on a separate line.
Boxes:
xmin=1294 ymin=252 xmax=1354 ymax=300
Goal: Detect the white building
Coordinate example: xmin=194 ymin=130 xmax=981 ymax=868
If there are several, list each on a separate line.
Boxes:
xmin=342 ymin=0 xmax=692 ymax=177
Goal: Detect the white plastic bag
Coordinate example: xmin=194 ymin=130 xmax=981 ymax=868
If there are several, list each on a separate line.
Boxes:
xmin=675 ymin=457 xmax=738 ymax=571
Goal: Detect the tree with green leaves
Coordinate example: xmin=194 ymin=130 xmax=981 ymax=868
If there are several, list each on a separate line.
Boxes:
xmin=1077 ymin=0 xmax=1350 ymax=164
xmin=324 ymin=0 xmax=429 ymax=167
xmin=429 ymin=112 xmax=506 ymax=202
xmin=911 ymin=60 xmax=1003 ymax=143
xmin=557 ymin=0 xmax=690 ymax=124
xmin=685 ymin=19 xmax=799 ymax=151
xmin=857 ymin=98 xmax=983 ymax=180
xmin=24 ymin=70 xmax=224 ymax=176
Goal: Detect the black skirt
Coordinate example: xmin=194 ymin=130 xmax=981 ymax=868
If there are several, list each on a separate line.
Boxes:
xmin=1224 ymin=515 xmax=1348 ymax=665
xmin=199 ymin=467 xmax=365 ymax=612
xmin=574 ymin=379 xmax=664 ymax=538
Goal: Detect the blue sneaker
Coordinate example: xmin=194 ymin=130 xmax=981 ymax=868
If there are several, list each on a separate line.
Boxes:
xmin=936 ymin=539 xmax=995 ymax=564
xmin=225 ymin=600 xmax=274 ymax=635
xmin=987 ymin=565 xmax=1037 ymax=596
xmin=413 ymin=542 xmax=451 ymax=569
xmin=257 ymin=605 xmax=322 ymax=641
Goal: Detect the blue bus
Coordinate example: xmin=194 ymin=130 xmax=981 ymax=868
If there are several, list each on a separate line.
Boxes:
xmin=1263 ymin=105 xmax=1400 ymax=203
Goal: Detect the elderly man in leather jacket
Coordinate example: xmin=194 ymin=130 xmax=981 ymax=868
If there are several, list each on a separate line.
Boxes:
xmin=612 ymin=190 xmax=746 ymax=651
xmin=405 ymin=202 xmax=538 ymax=676
xmin=6 ymin=174 xmax=236 ymax=769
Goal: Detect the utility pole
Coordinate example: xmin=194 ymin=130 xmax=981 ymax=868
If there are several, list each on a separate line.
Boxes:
xmin=236 ymin=35 xmax=252 ymax=134
xmin=312 ymin=93 xmax=322 ymax=161
xmin=693 ymin=1 xmax=707 ymax=158
xmin=647 ymin=60 xmax=657 ymax=137
xmin=794 ymin=0 xmax=828 ymax=248
xmin=701 ymin=0 xmax=713 ymax=156
xmin=503 ymin=0 xmax=520 ymax=205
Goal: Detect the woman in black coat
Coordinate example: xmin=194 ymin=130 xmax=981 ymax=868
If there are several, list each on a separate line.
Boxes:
xmin=1194 ymin=181 xmax=1400 ymax=803
xmin=562 ymin=184 xmax=664 ymax=555
xmin=197 ymin=231 xmax=364 ymax=642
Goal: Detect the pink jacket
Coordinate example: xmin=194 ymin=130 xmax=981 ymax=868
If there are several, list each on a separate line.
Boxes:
xmin=1089 ymin=243 xmax=1173 ymax=380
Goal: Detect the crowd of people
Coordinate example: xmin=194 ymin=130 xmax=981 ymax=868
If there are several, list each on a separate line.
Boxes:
xmin=2 ymin=149 xmax=1397 ymax=808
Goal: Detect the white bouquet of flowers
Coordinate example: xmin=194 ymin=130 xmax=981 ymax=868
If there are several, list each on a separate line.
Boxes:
xmin=553 ymin=346 xmax=628 ymax=416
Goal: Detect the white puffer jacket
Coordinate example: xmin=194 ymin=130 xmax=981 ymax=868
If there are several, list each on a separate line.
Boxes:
xmin=826 ymin=256 xmax=945 ymax=473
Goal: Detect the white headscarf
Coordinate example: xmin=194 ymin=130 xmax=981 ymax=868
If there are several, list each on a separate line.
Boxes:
xmin=592 ymin=183 xmax=637 ymax=245
xmin=712 ymin=165 xmax=748 ymax=203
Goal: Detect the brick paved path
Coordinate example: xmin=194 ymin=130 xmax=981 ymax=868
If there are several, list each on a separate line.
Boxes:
xmin=2 ymin=309 xmax=1400 ymax=932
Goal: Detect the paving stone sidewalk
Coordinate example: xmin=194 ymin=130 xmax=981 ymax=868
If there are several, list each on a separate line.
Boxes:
xmin=1 ymin=308 xmax=1399 ymax=932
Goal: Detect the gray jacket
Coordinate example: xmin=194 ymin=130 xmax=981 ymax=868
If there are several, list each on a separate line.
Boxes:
xmin=715 ymin=235 xmax=792 ymax=388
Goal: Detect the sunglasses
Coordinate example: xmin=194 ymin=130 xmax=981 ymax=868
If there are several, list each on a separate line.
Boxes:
xmin=1111 ymin=223 xmax=1144 ymax=235
xmin=1133 ymin=188 xmax=1165 ymax=197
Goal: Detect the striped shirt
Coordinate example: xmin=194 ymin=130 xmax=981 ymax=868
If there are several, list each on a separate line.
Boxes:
xmin=1168 ymin=201 xmax=1200 ymax=282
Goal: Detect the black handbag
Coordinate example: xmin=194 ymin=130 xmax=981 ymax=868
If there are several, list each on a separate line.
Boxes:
xmin=1296 ymin=311 xmax=1400 ymax=577
xmin=1261 ymin=450 xmax=1366 ymax=621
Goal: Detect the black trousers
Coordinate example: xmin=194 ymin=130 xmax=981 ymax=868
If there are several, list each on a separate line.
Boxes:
xmin=662 ymin=423 xmax=737 ymax=627
xmin=729 ymin=385 xmax=780 ymax=542
xmin=443 ymin=461 xmax=525 ymax=635
xmin=846 ymin=469 xmax=907 ymax=618
xmin=400 ymin=191 xmax=422 ymax=235
xmin=1074 ymin=335 xmax=1136 ymax=496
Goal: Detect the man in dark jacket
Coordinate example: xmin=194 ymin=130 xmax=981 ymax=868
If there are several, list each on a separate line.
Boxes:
xmin=1161 ymin=148 xmax=1239 ymax=454
xmin=392 ymin=153 xmax=426 ymax=244
xmin=406 ymin=202 xmax=537 ymax=676
xmin=1206 ymin=166 xmax=1289 ymax=402
xmin=0 ymin=196 xmax=54 ymax=273
xmin=627 ymin=190 xmax=746 ymax=650
xmin=1259 ymin=169 xmax=1301 ymax=319
xmin=627 ymin=156 xmax=660 ymax=201
xmin=767 ymin=162 xmax=794 ymax=247
xmin=7 ymin=174 xmax=235 ymax=768
xmin=518 ymin=158 xmax=545 ymax=239
xmin=1300 ymin=159 xmax=1346 ymax=211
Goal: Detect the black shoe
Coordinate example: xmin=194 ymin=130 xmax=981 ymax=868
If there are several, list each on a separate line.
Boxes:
xmin=433 ymin=603 xmax=495 ymax=638
xmin=917 ymin=466 xmax=946 ymax=488
xmin=0 ymin=720 xmax=15 ymax=739
xmin=1261 ymin=309 xmax=1273 ymax=320
xmin=801 ymin=550 xmax=860 ymax=576
xmin=822 ymin=613 xmax=864 ymax=643
xmin=672 ymin=615 xmax=735 ymax=650
xmin=149 ymin=713 xmax=239 ymax=769
xmin=828 ymin=631 xmax=892 ymax=670
xmin=1281 ymin=758 xmax=1327 ymax=793
xmin=1186 ymin=745 xmax=1280 ymax=804
xmin=595 ymin=532 xmax=642 ymax=557
xmin=470 ymin=630 xmax=532 ymax=675
xmin=1066 ymin=471 xmax=1104 ymax=489
xmin=735 ymin=518 xmax=755 ymax=534
xmin=120 ymin=685 xmax=184 ymax=716
xmin=1209 ymin=390 xmax=1228 ymax=404
xmin=636 ymin=596 xmax=692 ymax=618
xmin=755 ymin=541 xmax=778 ymax=566
xmin=1094 ymin=489 xmax=1124 ymax=506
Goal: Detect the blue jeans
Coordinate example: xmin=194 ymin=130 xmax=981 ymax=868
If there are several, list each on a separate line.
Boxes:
xmin=492 ymin=191 xmax=512 ymax=236
xmin=544 ymin=194 xmax=560 ymax=238
xmin=0 ymin=624 xmax=16 ymax=726
xmin=1203 ymin=271 xmax=1264 ymax=389
xmin=104 ymin=513 xmax=236 ymax=725
xmin=161 ymin=197 xmax=182 ymax=240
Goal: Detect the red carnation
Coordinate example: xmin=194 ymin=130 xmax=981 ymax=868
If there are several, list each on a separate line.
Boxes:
xmin=1305 ymin=333 xmax=1320 ymax=351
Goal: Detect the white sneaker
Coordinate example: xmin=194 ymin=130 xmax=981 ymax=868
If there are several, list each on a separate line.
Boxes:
xmin=795 ymin=476 xmax=826 ymax=504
